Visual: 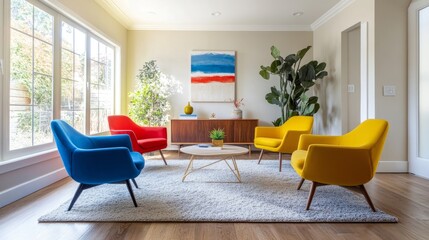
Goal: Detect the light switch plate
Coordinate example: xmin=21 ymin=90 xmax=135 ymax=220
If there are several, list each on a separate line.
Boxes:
xmin=383 ymin=85 xmax=396 ymax=96
xmin=348 ymin=84 xmax=355 ymax=93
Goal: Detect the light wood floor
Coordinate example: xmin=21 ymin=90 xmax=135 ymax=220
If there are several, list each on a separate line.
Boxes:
xmin=1 ymin=151 xmax=429 ymax=240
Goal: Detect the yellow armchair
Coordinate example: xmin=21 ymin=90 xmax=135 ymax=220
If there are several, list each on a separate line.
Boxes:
xmin=291 ymin=119 xmax=389 ymax=211
xmin=254 ymin=116 xmax=313 ymax=172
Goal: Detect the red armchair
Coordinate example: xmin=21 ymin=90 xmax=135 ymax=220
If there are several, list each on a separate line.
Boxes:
xmin=107 ymin=115 xmax=168 ymax=165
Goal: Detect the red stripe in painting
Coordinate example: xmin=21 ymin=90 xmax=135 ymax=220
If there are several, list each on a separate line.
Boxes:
xmin=191 ymin=76 xmax=235 ymax=84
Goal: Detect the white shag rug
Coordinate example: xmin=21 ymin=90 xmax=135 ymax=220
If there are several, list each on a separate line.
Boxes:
xmin=39 ymin=160 xmax=397 ymax=223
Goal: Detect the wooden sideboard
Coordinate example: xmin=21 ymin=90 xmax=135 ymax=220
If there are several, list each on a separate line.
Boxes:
xmin=171 ymin=119 xmax=258 ymax=154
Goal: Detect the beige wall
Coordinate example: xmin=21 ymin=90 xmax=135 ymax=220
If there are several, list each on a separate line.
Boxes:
xmin=127 ymin=31 xmax=313 ymax=136
xmin=313 ymin=0 xmax=410 ymax=167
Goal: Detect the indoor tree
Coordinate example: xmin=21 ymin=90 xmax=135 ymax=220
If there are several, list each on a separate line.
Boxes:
xmin=129 ymin=60 xmax=182 ymax=126
xmin=259 ymin=46 xmax=328 ymax=126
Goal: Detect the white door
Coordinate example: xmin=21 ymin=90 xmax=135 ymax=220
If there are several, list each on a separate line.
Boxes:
xmin=409 ymin=0 xmax=429 ymax=178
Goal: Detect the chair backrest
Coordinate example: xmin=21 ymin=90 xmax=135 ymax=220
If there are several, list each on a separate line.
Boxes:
xmin=108 ymin=115 xmax=140 ymax=133
xmin=341 ymin=119 xmax=389 ymax=174
xmin=51 ymin=120 xmax=94 ymax=176
xmin=281 ymin=116 xmax=314 ymax=132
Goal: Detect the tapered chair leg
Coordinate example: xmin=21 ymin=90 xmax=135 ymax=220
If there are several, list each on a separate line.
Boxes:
xmin=297 ymin=178 xmax=305 ymax=190
xmin=132 ymin=178 xmax=139 ymax=188
xmin=126 ymin=179 xmax=138 ymax=207
xmin=257 ymin=149 xmax=264 ymax=164
xmin=159 ymin=150 xmax=167 ymax=165
xmin=359 ymin=184 xmax=376 ymax=212
xmin=306 ymin=182 xmax=318 ymax=210
xmin=68 ymin=184 xmax=97 ymax=211
xmin=68 ymin=184 xmax=85 ymax=211
xmin=279 ymin=153 xmax=283 ymax=172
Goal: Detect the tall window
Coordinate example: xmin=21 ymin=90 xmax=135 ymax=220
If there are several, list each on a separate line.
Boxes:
xmin=9 ymin=0 xmax=53 ymax=150
xmin=90 ymin=38 xmax=114 ymax=134
xmin=60 ymin=22 xmax=86 ymax=133
xmin=4 ymin=0 xmax=116 ymax=157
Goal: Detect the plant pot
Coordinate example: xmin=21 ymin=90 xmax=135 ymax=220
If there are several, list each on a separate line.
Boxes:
xmin=212 ymin=139 xmax=224 ymax=147
xmin=232 ymin=108 xmax=242 ymax=119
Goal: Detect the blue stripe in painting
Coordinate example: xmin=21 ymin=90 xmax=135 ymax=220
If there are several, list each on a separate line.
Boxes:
xmin=191 ymin=53 xmax=235 ymax=67
xmin=191 ymin=53 xmax=235 ymax=74
xmin=191 ymin=64 xmax=235 ymax=74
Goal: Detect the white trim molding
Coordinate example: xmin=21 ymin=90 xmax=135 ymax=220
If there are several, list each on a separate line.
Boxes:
xmin=311 ymin=0 xmax=356 ymax=31
xmin=377 ymin=161 xmax=408 ymax=173
xmin=0 ymin=168 xmax=68 ymax=208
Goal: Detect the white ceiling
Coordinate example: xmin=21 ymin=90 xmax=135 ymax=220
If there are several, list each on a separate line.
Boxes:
xmin=95 ymin=0 xmax=353 ymax=31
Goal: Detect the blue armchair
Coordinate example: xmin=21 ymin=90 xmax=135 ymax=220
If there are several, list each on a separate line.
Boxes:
xmin=51 ymin=120 xmax=145 ymax=211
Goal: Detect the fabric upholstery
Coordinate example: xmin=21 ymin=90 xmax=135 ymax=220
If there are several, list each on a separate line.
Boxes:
xmin=108 ymin=115 xmax=167 ymax=154
xmin=51 ymin=120 xmax=145 ymax=185
xmin=291 ymin=119 xmax=389 ymax=186
xmin=254 ymin=116 xmax=314 ymax=153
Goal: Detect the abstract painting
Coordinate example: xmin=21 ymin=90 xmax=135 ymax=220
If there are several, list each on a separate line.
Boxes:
xmin=191 ymin=51 xmax=235 ymax=102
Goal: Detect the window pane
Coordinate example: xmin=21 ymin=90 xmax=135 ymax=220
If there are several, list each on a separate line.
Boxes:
xmin=34 ymin=6 xmax=53 ymax=43
xmin=61 ymin=22 xmax=73 ymax=51
xmin=9 ymin=0 xmax=54 ymax=151
xmin=34 ymin=39 xmax=53 ymax=75
xmin=61 ymin=50 xmax=73 ymax=80
xmin=60 ymin=22 xmax=87 ymax=131
xmin=90 ymin=110 xmax=99 ymax=134
xmin=10 ymin=0 xmax=33 ymax=35
xmin=10 ymin=106 xmax=32 ymax=150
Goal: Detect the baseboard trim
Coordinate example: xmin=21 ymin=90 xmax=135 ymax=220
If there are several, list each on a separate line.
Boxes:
xmin=0 ymin=168 xmax=68 ymax=208
xmin=377 ymin=161 xmax=408 ymax=173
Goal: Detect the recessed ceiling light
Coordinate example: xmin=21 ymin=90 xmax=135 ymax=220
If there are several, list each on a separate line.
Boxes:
xmin=144 ymin=11 xmax=157 ymax=15
xmin=211 ymin=11 xmax=221 ymax=17
xmin=292 ymin=11 xmax=304 ymax=16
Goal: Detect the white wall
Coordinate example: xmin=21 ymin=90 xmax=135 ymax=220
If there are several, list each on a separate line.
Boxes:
xmin=313 ymin=0 xmax=410 ymax=171
xmin=0 ymin=0 xmax=128 ymax=207
xmin=127 ymin=30 xmax=313 ymax=142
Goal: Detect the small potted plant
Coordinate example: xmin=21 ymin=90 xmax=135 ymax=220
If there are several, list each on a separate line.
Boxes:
xmin=209 ymin=128 xmax=225 ymax=147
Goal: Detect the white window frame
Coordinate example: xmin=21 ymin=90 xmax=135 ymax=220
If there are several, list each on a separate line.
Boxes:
xmin=1 ymin=0 xmax=118 ymax=163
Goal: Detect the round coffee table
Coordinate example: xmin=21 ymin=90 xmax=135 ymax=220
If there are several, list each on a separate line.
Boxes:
xmin=180 ymin=145 xmax=249 ymax=182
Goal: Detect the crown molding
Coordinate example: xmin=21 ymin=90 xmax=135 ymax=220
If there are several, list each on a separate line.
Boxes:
xmin=129 ymin=24 xmax=312 ymax=32
xmin=311 ymin=0 xmax=356 ymax=31
xmin=94 ymin=0 xmax=132 ymax=29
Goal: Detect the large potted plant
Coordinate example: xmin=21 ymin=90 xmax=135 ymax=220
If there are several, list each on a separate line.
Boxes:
xmin=259 ymin=46 xmax=328 ymax=126
xmin=129 ymin=60 xmax=182 ymax=126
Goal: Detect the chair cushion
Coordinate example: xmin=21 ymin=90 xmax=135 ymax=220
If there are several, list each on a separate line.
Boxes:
xmin=254 ymin=137 xmax=282 ymax=148
xmin=130 ymin=152 xmax=145 ymax=170
xmin=137 ymin=138 xmax=167 ymax=149
xmin=291 ymin=150 xmax=307 ymax=176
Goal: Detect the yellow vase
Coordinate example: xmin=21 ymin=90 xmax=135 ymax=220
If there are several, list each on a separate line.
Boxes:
xmin=184 ymin=101 xmax=193 ymax=115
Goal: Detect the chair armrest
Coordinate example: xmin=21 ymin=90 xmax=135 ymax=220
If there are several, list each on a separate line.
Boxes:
xmin=138 ymin=126 xmax=167 ymax=139
xmin=297 ymin=134 xmax=340 ymax=150
xmin=302 ymin=145 xmax=373 ymax=186
xmin=255 ymin=126 xmax=282 ymax=139
xmin=72 ymin=147 xmax=141 ymax=183
xmin=109 ymin=130 xmax=140 ymax=151
xmin=89 ymin=134 xmax=133 ymax=152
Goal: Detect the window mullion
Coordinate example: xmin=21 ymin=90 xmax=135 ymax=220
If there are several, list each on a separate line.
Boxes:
xmin=85 ymin=33 xmax=91 ymax=135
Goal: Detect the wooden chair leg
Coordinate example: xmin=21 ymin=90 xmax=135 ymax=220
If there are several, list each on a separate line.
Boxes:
xmin=257 ymin=149 xmax=264 ymax=164
xmin=279 ymin=153 xmax=282 ymax=172
xmin=359 ymin=184 xmax=376 ymax=212
xmin=306 ymin=182 xmax=318 ymax=210
xmin=126 ymin=180 xmax=138 ymax=207
xmin=159 ymin=150 xmax=167 ymax=165
xmin=297 ymin=178 xmax=305 ymax=190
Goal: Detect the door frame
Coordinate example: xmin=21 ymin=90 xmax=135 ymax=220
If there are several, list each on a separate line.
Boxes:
xmin=341 ymin=21 xmax=369 ymax=134
xmin=408 ymin=0 xmax=429 ymax=178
